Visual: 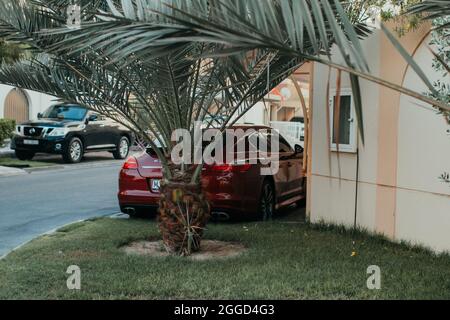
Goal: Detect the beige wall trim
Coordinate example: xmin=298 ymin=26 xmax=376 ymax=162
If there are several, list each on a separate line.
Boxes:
xmin=313 ymin=173 xmax=450 ymax=199
xmin=375 ymin=22 xmax=432 ymax=239
xmin=306 ymin=62 xmax=314 ymax=220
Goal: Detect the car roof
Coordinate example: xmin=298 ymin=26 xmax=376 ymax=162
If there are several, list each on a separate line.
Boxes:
xmin=229 ymin=124 xmax=271 ymax=130
xmin=51 ymin=103 xmax=85 ymax=108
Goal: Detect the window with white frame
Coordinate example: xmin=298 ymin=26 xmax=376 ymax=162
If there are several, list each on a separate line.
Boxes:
xmin=329 ymin=89 xmax=357 ymax=153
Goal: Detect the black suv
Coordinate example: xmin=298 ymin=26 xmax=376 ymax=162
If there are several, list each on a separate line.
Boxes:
xmin=11 ymin=104 xmax=133 ymax=163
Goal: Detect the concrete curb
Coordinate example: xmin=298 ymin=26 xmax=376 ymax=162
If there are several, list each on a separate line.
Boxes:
xmin=24 ymin=165 xmax=65 ymax=173
xmin=0 ymin=213 xmax=123 ymax=261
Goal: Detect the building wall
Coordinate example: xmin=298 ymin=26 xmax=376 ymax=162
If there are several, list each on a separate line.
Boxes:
xmin=310 ymin=24 xmax=450 ymax=253
xmin=0 ymin=84 xmax=56 ymax=122
xmin=395 ymin=35 xmax=450 ymax=252
xmin=238 ymin=101 xmax=269 ymax=125
xmin=310 ymin=30 xmax=381 ymax=232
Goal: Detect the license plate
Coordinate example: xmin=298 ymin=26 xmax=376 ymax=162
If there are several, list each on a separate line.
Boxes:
xmin=24 ymin=139 xmax=39 ymax=145
xmin=151 ymin=179 xmax=161 ymax=192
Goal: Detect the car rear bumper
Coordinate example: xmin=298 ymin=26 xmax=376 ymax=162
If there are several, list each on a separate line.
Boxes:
xmin=118 ymin=195 xmax=252 ymax=219
xmin=118 ymin=169 xmax=260 ymax=219
xmin=118 ymin=189 xmax=256 ymax=219
xmin=120 ymin=204 xmax=158 ymax=215
xmin=118 ymin=169 xmax=160 ymax=211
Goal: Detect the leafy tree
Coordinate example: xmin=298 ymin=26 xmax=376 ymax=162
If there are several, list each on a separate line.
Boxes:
xmin=429 ymin=17 xmax=450 ymax=120
xmin=347 ymin=0 xmax=423 ymax=35
xmin=0 ymin=39 xmax=23 ymax=64
xmin=0 ymin=118 xmax=15 ymax=146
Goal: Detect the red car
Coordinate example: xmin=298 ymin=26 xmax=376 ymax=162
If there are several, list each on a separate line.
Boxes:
xmin=118 ymin=126 xmax=306 ymax=220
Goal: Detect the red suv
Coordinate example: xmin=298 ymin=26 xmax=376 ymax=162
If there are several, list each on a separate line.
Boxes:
xmin=118 ymin=126 xmax=306 ymax=220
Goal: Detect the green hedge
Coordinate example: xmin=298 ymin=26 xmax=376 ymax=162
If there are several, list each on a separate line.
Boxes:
xmin=0 ymin=119 xmax=15 ymax=147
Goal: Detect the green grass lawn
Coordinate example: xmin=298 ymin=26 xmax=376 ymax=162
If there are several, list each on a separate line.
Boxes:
xmin=0 ymin=218 xmax=449 ymax=300
xmin=0 ymin=157 xmax=56 ymax=168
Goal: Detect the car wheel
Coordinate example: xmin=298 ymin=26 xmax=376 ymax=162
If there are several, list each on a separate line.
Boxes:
xmin=127 ymin=210 xmax=137 ymax=219
xmin=63 ymin=137 xmax=83 ymax=163
xmin=113 ymin=136 xmax=130 ymax=160
xmin=259 ymin=180 xmax=275 ymax=221
xmin=296 ymin=198 xmax=306 ymax=208
xmin=296 ymin=179 xmax=307 ymax=208
xmin=15 ymin=150 xmax=35 ymax=161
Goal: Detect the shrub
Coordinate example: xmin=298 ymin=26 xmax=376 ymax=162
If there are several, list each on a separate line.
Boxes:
xmin=0 ymin=119 xmax=15 ymax=147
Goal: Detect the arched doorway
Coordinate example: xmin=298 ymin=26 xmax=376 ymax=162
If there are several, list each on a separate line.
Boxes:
xmin=3 ymin=88 xmax=29 ymax=123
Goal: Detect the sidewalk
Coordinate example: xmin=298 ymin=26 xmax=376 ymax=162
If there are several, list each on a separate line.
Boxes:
xmin=0 ymin=165 xmax=27 ymax=177
xmin=0 ymin=142 xmax=24 ymax=177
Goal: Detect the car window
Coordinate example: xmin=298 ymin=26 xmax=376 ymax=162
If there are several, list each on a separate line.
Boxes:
xmin=258 ymin=131 xmax=293 ymax=153
xmin=88 ymin=113 xmax=100 ymax=122
xmin=202 ymin=129 xmax=293 ymax=155
xmin=42 ymin=105 xmax=87 ymax=121
xmin=278 ymin=135 xmax=294 ymax=153
xmin=219 ymin=131 xmax=259 ymax=153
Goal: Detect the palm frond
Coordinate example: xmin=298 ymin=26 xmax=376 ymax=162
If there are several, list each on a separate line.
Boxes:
xmin=407 ymin=0 xmax=450 ymax=29
xmin=29 ymin=0 xmax=371 ymax=141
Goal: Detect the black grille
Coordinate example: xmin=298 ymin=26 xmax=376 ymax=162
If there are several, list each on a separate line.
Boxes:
xmin=24 ymin=127 xmax=44 ymax=137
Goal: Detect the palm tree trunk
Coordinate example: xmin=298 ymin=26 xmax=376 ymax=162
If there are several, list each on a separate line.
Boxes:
xmin=158 ymin=163 xmax=210 ymax=256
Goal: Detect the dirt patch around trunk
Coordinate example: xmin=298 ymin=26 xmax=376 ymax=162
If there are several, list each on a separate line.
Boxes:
xmin=122 ymin=240 xmax=247 ymax=261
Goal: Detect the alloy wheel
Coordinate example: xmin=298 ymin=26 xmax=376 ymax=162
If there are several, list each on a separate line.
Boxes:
xmin=70 ymin=141 xmax=82 ymax=162
xmin=119 ymin=138 xmax=129 ymax=158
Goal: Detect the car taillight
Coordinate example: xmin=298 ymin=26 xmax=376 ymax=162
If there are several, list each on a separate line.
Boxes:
xmin=123 ymin=156 xmax=138 ymax=170
xmin=209 ymin=163 xmax=252 ymax=173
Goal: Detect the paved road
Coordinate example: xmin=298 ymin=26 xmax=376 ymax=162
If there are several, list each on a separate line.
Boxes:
xmin=0 ymin=159 xmax=124 ymax=257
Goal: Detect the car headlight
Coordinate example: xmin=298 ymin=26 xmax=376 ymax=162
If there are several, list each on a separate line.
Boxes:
xmin=48 ymin=127 xmax=69 ymax=137
xmin=15 ymin=125 xmax=22 ymax=135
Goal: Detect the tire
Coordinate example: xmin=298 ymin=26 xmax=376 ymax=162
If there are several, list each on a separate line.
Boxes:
xmin=258 ymin=180 xmax=275 ymax=221
xmin=296 ymin=198 xmax=306 ymax=208
xmin=63 ymin=137 xmax=83 ymax=164
xmin=15 ymin=150 xmax=35 ymax=161
xmin=113 ymin=136 xmax=130 ymax=160
xmin=296 ymin=179 xmax=307 ymax=208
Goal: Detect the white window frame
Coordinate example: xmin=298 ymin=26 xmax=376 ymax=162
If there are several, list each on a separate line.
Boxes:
xmin=329 ymin=88 xmax=357 ymax=153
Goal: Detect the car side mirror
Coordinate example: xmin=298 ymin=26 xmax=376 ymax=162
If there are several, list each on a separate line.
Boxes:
xmin=294 ymin=144 xmax=304 ymax=155
xmin=37 ymin=113 xmax=42 ymax=119
xmin=86 ymin=114 xmax=98 ymax=124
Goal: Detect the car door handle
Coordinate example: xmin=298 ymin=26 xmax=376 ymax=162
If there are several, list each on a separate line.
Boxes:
xmin=99 ymin=124 xmax=106 ymax=127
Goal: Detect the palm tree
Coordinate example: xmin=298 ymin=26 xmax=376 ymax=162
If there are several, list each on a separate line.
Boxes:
xmin=0 ymin=0 xmax=306 ymax=255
